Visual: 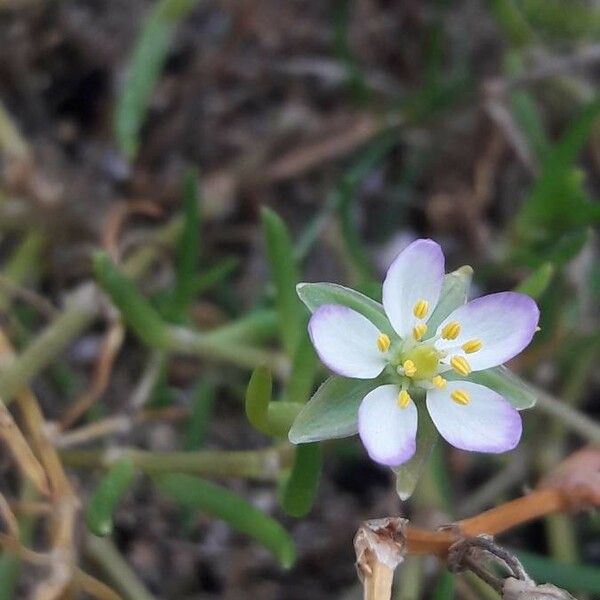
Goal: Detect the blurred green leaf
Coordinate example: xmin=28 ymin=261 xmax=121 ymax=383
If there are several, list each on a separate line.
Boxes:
xmin=86 ymin=458 xmax=136 ymax=537
xmin=280 ymin=443 xmax=322 ymax=517
xmin=431 ymin=569 xmax=454 ymax=600
xmin=297 ymin=282 xmax=392 ymax=334
xmin=190 ymin=257 xmax=238 ymax=296
xmin=394 ymin=406 xmax=439 ymax=501
xmin=515 ymin=98 xmax=600 ymax=243
xmin=93 ymin=252 xmax=171 ymax=348
xmin=516 ymin=262 xmax=554 ymax=299
xmin=516 ymin=550 xmax=600 ymax=594
xmin=262 ymin=208 xmax=304 ymax=357
xmin=156 ymin=473 xmax=296 ymax=568
xmin=166 ymin=171 xmax=200 ymax=321
xmin=289 ymin=376 xmax=381 ymax=444
xmin=286 ymin=334 xmax=318 ymax=405
xmin=461 ymin=365 xmax=537 ymax=409
xmin=426 ymin=266 xmax=473 ymax=332
xmin=490 ymin=0 xmax=534 ymax=46
xmin=245 ymin=366 xmax=302 ymax=437
xmin=184 ymin=382 xmax=214 ymax=450
xmin=245 ymin=365 xmax=273 ymax=435
xmin=115 ymin=0 xmax=197 ymax=158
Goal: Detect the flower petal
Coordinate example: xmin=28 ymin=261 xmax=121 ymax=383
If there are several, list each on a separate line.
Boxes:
xmin=358 ymin=384 xmax=418 ymax=466
xmin=435 ymin=292 xmax=539 ymax=371
xmin=426 ymin=381 xmax=522 ymax=453
xmin=308 ymin=305 xmax=387 ymax=379
xmin=382 ymin=239 xmax=445 ymax=338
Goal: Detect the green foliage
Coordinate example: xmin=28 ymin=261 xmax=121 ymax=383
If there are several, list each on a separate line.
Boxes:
xmin=517 ymin=550 xmax=600 ymax=594
xmin=245 ymin=366 xmax=303 ymax=438
xmin=85 ymin=458 xmax=136 ymax=537
xmin=286 ymin=334 xmax=319 ymax=405
xmin=93 ymin=252 xmax=171 ymax=348
xmin=166 ymin=171 xmax=201 ymax=321
xmin=516 ymin=262 xmax=554 ymax=299
xmin=261 ymin=207 xmax=305 ymax=357
xmin=461 ymin=365 xmax=537 ymax=410
xmin=394 ymin=407 xmax=439 ymax=501
xmin=426 ymin=266 xmax=473 ymax=332
xmin=431 ymin=569 xmax=454 ymax=600
xmin=280 ymin=443 xmax=322 ymax=518
xmin=288 ymin=377 xmax=381 ymax=444
xmin=115 ymin=0 xmax=197 ymax=158
xmin=513 ymin=98 xmax=600 ymax=266
xmin=184 ymin=382 xmax=214 ymax=450
xmin=156 ymin=473 xmax=296 ymax=568
xmin=297 ymin=282 xmax=392 ymax=334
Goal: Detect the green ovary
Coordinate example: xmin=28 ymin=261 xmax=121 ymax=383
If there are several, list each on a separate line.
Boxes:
xmin=402 ymin=344 xmax=439 ymax=379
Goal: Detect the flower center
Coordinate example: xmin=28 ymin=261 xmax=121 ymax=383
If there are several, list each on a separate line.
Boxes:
xmin=401 ymin=344 xmax=439 ymax=380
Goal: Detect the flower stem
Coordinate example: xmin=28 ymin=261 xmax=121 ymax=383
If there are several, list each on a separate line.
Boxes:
xmin=60 ymin=445 xmax=295 ymax=481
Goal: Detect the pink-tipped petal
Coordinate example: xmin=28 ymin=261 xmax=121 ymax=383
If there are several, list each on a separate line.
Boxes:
xmin=382 ymin=239 xmax=445 ymax=339
xmin=435 ymin=292 xmax=539 ymax=371
xmin=308 ymin=305 xmax=387 ymax=379
xmin=358 ymin=385 xmax=418 ymax=466
xmin=426 ymin=381 xmax=522 ymax=453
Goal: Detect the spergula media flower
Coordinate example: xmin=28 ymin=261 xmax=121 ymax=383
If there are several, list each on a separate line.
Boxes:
xmin=307 ymin=239 xmax=539 ymax=467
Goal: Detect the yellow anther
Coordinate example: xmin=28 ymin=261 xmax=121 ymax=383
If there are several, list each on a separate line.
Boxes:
xmin=413 ymin=299 xmax=429 ymax=319
xmin=450 ymin=355 xmax=471 ymax=376
xmin=403 ymin=360 xmax=417 ymax=377
xmin=441 ymin=321 xmax=461 ymax=340
xmin=377 ymin=333 xmax=391 ymax=353
xmin=462 ymin=339 xmax=483 ymax=354
xmin=432 ymin=375 xmax=447 ymax=389
xmin=412 ymin=323 xmax=428 ymax=341
xmin=451 ymin=389 xmax=470 ymax=405
xmin=398 ymin=390 xmax=411 ymax=408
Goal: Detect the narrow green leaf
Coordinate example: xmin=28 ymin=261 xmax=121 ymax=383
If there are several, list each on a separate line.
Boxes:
xmin=426 ymin=266 xmax=473 ymax=332
xmin=245 ymin=366 xmax=301 ymax=437
xmin=262 ymin=208 xmax=304 ymax=356
xmin=115 ymin=0 xmax=197 ymax=158
xmin=190 ymin=257 xmax=238 ymax=296
xmin=245 ymin=366 xmax=273 ymax=435
xmin=280 ymin=443 xmax=322 ymax=517
xmin=297 ymin=282 xmax=392 ymax=334
xmin=85 ymin=458 xmax=136 ymax=537
xmin=168 ymin=171 xmax=200 ymax=320
xmin=394 ymin=406 xmax=438 ymax=501
xmin=286 ymin=333 xmax=319 ymax=405
xmin=184 ymin=382 xmax=214 ymax=450
xmin=515 ymin=262 xmax=554 ymax=299
xmin=93 ymin=252 xmax=171 ymax=348
xmin=461 ymin=365 xmax=537 ymax=410
xmin=289 ymin=376 xmax=381 ymax=444
xmin=431 ymin=570 xmax=454 ymax=600
xmin=156 ymin=473 xmax=296 ymax=568
xmin=516 ymin=550 xmax=600 ymax=595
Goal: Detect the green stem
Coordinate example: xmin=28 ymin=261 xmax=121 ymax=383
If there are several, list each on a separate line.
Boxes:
xmin=83 ymin=534 xmax=155 ymax=600
xmin=167 ymin=325 xmax=288 ymax=376
xmin=61 ymin=445 xmax=295 ymax=481
xmin=534 ymin=387 xmax=600 ymax=443
xmin=0 ymin=289 xmax=97 ymax=405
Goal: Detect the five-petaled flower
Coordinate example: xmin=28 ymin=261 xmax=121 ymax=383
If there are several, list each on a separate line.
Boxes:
xmin=307 ymin=239 xmax=539 ymax=467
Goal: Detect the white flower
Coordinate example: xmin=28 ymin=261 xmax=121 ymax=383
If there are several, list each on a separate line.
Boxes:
xmin=307 ymin=239 xmax=539 ymax=466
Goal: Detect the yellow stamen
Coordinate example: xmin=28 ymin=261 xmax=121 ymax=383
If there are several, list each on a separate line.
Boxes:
xmin=377 ymin=333 xmax=391 ymax=353
xmin=451 ymin=389 xmax=470 ymax=405
xmin=398 ymin=390 xmax=411 ymax=409
xmin=432 ymin=375 xmax=447 ymax=389
xmin=441 ymin=321 xmax=461 ymax=340
xmin=462 ymin=339 xmax=482 ymax=354
xmin=412 ymin=323 xmax=428 ymax=341
xmin=450 ymin=355 xmax=471 ymax=376
xmin=413 ymin=299 xmax=429 ymax=319
xmin=403 ymin=359 xmax=417 ymax=377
